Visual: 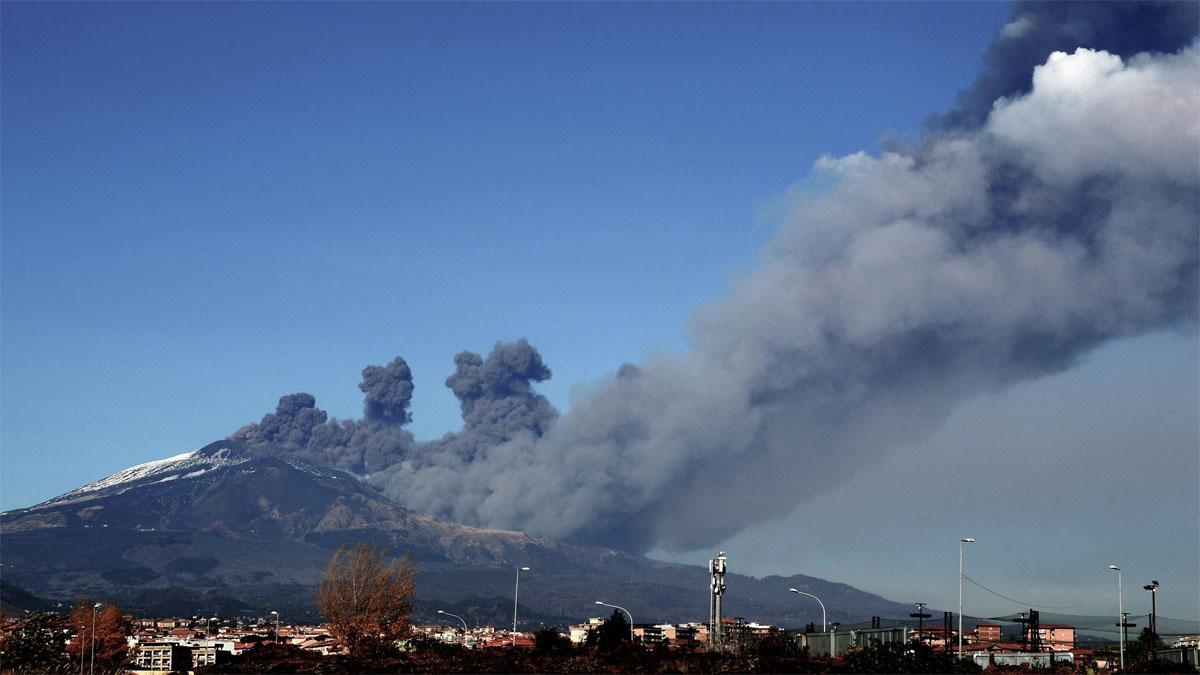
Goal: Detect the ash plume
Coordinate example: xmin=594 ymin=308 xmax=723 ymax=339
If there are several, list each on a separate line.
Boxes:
xmin=361 ymin=356 xmax=415 ymax=424
xmin=234 ymin=3 xmax=1198 ymax=553
xmin=935 ymin=0 xmax=1199 ymax=130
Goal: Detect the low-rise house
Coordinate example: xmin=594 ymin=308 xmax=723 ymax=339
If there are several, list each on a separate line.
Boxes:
xmin=975 ymin=623 xmax=1002 ymax=643
xmin=190 ymin=645 xmax=230 ymax=668
xmin=569 ymin=617 xmax=605 ymax=644
xmin=133 ymin=642 xmax=192 ymax=672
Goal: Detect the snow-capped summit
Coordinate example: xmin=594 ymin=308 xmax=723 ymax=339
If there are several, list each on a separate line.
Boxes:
xmin=35 ymin=442 xmax=244 ymax=508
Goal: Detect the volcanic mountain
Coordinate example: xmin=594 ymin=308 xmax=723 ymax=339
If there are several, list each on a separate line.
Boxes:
xmin=1 ymin=440 xmax=915 ymax=626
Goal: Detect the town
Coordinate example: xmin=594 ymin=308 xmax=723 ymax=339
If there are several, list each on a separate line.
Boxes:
xmin=3 ymin=544 xmax=1198 ymax=675
xmin=4 ymin=605 xmax=1200 ymax=673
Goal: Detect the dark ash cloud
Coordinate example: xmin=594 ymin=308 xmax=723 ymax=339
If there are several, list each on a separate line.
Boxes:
xmin=233 ymin=4 xmax=1198 ymax=554
xmin=360 ymin=356 xmax=414 ymax=424
xmin=935 ymin=0 xmax=1199 ymax=130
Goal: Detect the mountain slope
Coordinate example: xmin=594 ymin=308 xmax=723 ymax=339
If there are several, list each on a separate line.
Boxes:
xmin=1 ymin=441 xmax=916 ymax=625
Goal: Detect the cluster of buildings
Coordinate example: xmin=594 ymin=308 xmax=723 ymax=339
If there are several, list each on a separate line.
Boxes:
xmin=123 ymin=617 xmax=337 ymax=673
xmin=9 ymin=608 xmax=1199 ymax=671
xmin=410 ymin=623 xmax=537 ymax=649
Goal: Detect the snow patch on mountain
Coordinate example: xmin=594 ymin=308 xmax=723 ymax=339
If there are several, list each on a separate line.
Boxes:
xmin=34 ymin=446 xmax=249 ymax=508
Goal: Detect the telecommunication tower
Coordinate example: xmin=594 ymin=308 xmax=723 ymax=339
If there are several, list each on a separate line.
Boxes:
xmin=709 ymin=551 xmax=727 ymax=650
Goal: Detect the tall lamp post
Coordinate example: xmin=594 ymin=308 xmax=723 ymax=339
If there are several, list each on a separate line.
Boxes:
xmin=513 ymin=566 xmax=530 ymax=647
xmin=89 ymin=603 xmax=101 ymax=675
xmin=270 ymin=610 xmax=280 ymax=644
xmin=787 ymin=588 xmax=827 ymax=631
xmin=1109 ymin=565 xmax=1123 ymax=670
xmin=1143 ymin=581 xmax=1159 ymax=661
xmin=959 ymin=537 xmax=975 ymax=657
xmin=438 ymin=610 xmax=469 ymax=645
xmin=595 ymin=601 xmax=635 ymax=642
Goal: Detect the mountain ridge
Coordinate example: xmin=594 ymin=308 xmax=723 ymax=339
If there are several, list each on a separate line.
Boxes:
xmin=1 ymin=440 xmax=918 ymax=626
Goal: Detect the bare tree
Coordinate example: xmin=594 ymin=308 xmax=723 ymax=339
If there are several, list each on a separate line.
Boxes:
xmin=66 ymin=599 xmax=131 ymax=673
xmin=316 ymin=542 xmax=416 ymax=656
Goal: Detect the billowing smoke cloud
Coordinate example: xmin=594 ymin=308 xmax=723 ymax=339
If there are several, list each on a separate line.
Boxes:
xmin=361 ymin=357 xmax=415 ymax=424
xmin=234 ymin=4 xmax=1198 ymax=553
xmin=934 ymin=0 xmax=1198 ymax=130
xmin=232 ymin=340 xmax=555 ymax=484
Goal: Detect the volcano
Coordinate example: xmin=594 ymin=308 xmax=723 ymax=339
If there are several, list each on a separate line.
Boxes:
xmin=1 ymin=440 xmax=915 ymax=626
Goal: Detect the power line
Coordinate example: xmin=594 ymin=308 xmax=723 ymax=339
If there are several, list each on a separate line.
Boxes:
xmin=961 ymin=574 xmax=1099 ymax=610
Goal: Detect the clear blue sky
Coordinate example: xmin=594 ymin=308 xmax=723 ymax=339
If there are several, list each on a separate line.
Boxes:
xmin=4 ymin=2 xmax=1196 ymax=619
xmin=2 ymin=1 xmax=1008 ymax=501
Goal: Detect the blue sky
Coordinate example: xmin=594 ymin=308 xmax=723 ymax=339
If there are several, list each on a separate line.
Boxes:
xmin=2 ymin=1 xmax=1008 ymax=498
xmin=3 ymin=2 xmax=1196 ymax=619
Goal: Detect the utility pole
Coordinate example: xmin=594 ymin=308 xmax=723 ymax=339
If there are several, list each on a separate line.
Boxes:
xmin=1117 ymin=612 xmax=1137 ymax=666
xmin=1143 ymin=580 xmax=1159 ymax=661
xmin=910 ymin=603 xmax=931 ymax=646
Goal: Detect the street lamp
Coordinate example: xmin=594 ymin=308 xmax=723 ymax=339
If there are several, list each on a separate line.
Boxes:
xmin=89 ymin=602 xmax=101 ymax=675
xmin=960 ymin=537 xmax=975 ymax=657
xmin=595 ymin=601 xmax=635 ymax=642
xmin=438 ymin=610 xmax=469 ymax=645
xmin=787 ymin=588 xmax=827 ymax=631
xmin=270 ymin=610 xmax=280 ymax=644
xmin=1109 ymin=565 xmax=1123 ymax=670
xmin=513 ymin=566 xmax=530 ymax=647
xmin=1143 ymin=580 xmax=1159 ymax=661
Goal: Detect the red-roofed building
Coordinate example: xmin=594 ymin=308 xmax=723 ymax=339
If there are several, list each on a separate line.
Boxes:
xmin=976 ymin=623 xmax=1002 ymax=643
xmin=1029 ymin=624 xmax=1075 ymax=651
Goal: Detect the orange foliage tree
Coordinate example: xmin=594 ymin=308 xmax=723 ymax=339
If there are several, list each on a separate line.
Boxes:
xmin=66 ymin=599 xmax=131 ymax=673
xmin=315 ymin=542 xmax=416 ymax=656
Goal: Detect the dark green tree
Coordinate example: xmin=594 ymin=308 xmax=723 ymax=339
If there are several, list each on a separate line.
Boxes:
xmin=533 ymin=627 xmax=571 ymax=652
xmin=1122 ymin=626 xmax=1177 ymax=673
xmin=586 ymin=609 xmax=630 ymax=651
xmin=0 ymin=612 xmax=71 ymax=673
xmin=841 ymin=639 xmax=981 ymax=674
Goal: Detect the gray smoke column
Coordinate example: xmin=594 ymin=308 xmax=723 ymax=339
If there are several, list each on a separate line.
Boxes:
xmin=236 ymin=4 xmax=1199 ymax=553
xmin=366 ymin=26 xmax=1199 ymax=551
xmin=361 ymin=356 xmax=415 ymax=424
xmin=232 ymin=358 xmax=420 ymax=475
xmin=232 ymin=340 xmax=555 ymax=484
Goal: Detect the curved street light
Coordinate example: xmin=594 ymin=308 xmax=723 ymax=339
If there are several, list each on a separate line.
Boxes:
xmin=595 ymin=601 xmax=635 ymax=642
xmin=438 ymin=610 xmax=469 ymax=646
xmin=89 ymin=603 xmax=101 ymax=675
xmin=513 ymin=566 xmax=530 ymax=647
xmin=788 ymin=588 xmax=827 ymax=631
xmin=1108 ymin=565 xmax=1123 ymax=670
xmin=960 ymin=537 xmax=975 ymax=657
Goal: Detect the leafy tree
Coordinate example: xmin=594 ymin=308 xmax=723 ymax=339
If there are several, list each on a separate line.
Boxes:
xmin=1122 ymin=626 xmax=1177 ymax=673
xmin=315 ymin=542 xmax=416 ymax=657
xmin=587 ymin=609 xmax=630 ymax=651
xmin=65 ymin=599 xmax=131 ymax=674
xmin=533 ymin=627 xmax=571 ymax=652
xmin=0 ymin=612 xmax=71 ymax=673
xmin=745 ymin=628 xmax=811 ymax=672
xmin=841 ymin=639 xmax=980 ymax=674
